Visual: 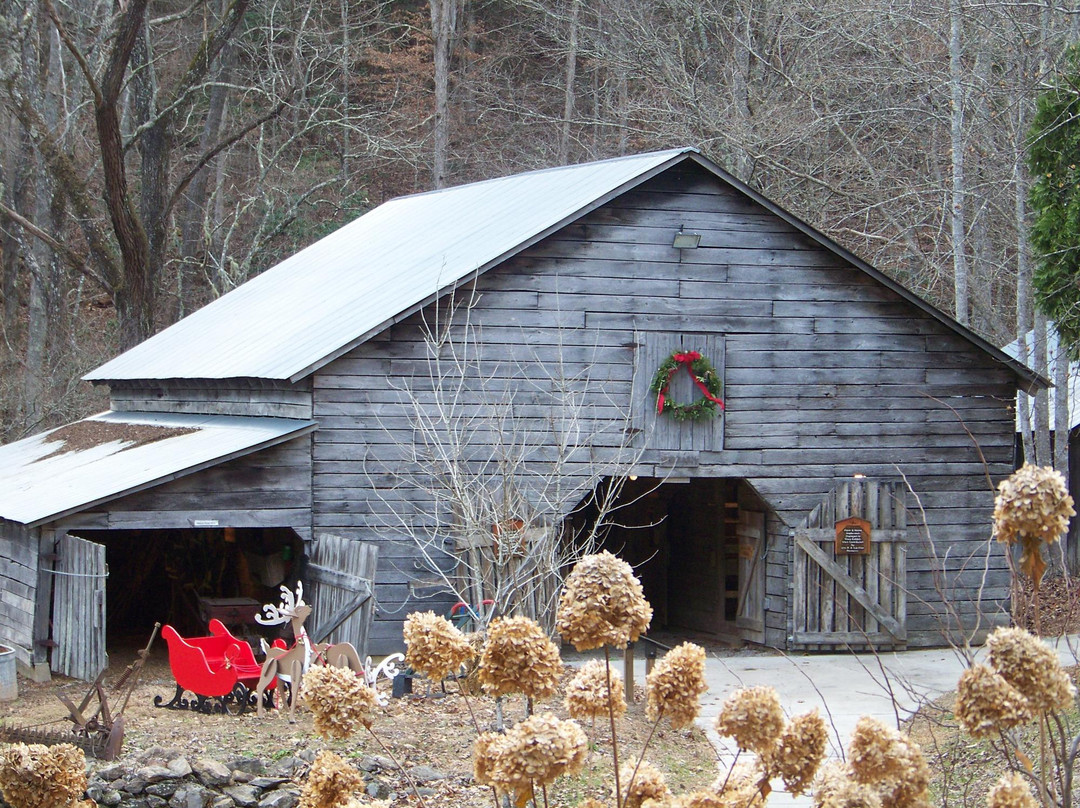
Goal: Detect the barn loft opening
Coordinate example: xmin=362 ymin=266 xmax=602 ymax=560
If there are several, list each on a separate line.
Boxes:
xmin=65 ymin=527 xmax=304 ymax=644
xmin=569 ymin=476 xmax=769 ymax=642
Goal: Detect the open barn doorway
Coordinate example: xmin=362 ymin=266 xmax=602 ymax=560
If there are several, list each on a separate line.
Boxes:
xmin=67 ymin=527 xmax=304 ymax=648
xmin=570 ymin=477 xmax=767 ymax=642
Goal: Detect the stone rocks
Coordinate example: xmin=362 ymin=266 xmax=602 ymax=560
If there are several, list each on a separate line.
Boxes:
xmin=408 ymin=764 xmax=447 ymax=783
xmin=67 ymin=754 xmax=303 ymax=808
xmin=0 ymin=748 xmax=411 ymax=808
xmin=193 ymin=758 xmax=232 ymax=787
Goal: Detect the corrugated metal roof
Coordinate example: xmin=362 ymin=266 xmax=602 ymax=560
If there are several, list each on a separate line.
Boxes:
xmin=84 ymin=146 xmax=1044 ymax=390
xmin=0 ymin=411 xmax=315 ymax=527
xmin=87 ymin=148 xmax=695 ymax=382
xmin=1002 ymin=324 xmax=1079 ymax=429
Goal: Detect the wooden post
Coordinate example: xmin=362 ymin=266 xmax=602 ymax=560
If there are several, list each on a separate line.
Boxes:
xmin=623 ymin=642 xmax=634 ymax=702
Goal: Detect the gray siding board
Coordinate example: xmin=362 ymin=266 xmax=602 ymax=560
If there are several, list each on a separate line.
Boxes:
xmin=72 ymin=438 xmax=313 ymax=535
xmin=310 ymin=167 xmax=1019 ymax=652
xmin=0 ymin=520 xmax=37 ymax=667
xmin=109 ymin=379 xmax=312 ymax=419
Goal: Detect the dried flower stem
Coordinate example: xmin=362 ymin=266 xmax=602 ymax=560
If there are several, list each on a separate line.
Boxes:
xmin=718 ymin=749 xmax=743 ymax=794
xmin=365 ymin=724 xmax=430 ymax=808
xmin=605 ymin=646 xmax=623 ymax=808
xmin=623 ymin=705 xmax=664 ymax=804
xmin=454 ymin=681 xmax=499 ymax=808
xmin=456 ymin=678 xmax=482 ymax=734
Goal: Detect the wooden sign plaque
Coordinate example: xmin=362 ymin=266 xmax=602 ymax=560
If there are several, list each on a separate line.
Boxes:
xmin=835 ymin=516 xmax=871 ymax=555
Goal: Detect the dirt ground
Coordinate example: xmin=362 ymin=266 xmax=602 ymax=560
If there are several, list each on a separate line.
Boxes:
xmin=2 ymin=637 xmax=722 ymax=807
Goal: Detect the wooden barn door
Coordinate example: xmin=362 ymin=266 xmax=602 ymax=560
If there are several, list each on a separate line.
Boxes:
xmin=306 ymin=534 xmax=377 ymax=655
xmin=790 ymin=480 xmax=908 ymax=650
xmin=735 ymin=510 xmax=766 ymax=644
xmin=51 ymin=533 xmax=108 ymax=681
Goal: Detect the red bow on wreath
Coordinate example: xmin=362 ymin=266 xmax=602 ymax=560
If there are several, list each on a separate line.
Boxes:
xmin=656 ymin=350 xmax=726 ymax=414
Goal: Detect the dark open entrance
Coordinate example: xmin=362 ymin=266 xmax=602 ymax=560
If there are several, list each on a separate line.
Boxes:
xmin=70 ymin=527 xmax=304 ymax=644
xmin=572 ymin=477 xmax=768 ymax=641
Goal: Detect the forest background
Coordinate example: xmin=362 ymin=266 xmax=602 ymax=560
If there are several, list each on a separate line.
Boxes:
xmin=0 ymin=0 xmax=1076 ymax=472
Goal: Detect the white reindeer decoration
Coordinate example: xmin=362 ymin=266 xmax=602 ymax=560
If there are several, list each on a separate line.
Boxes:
xmin=254 ymin=582 xmax=321 ymax=717
xmin=253 ymin=582 xmax=403 ymax=716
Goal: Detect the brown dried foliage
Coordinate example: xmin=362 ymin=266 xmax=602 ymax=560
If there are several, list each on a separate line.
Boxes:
xmin=645 ymin=642 xmax=709 ymax=730
xmin=556 ymin=552 xmax=652 ymax=652
xmin=477 ymin=615 xmax=562 ymax=700
xmin=0 ymin=743 xmax=90 ymax=808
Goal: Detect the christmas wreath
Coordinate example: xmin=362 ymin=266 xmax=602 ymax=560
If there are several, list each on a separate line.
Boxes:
xmin=650 ymin=350 xmax=725 ymax=421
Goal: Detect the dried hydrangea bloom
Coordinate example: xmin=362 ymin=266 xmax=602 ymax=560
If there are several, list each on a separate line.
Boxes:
xmin=993 ymin=464 xmax=1074 ymax=545
xmin=403 ymin=610 xmax=475 ymax=681
xmin=812 ymin=763 xmax=883 ymax=808
xmin=987 ymin=773 xmax=1038 ymax=808
xmin=618 ymin=761 xmax=670 ymax=808
xmin=714 ymin=685 xmax=785 ymax=755
xmin=298 ymin=751 xmax=366 ymax=808
xmin=673 ymin=792 xmax=727 ymax=808
xmin=0 ymin=743 xmax=88 ymax=808
xmin=710 ymin=762 xmax=767 ymax=808
xmin=486 ymin=713 xmax=589 ymax=806
xmin=473 ymin=731 xmax=500 ymax=787
xmin=565 ymin=658 xmax=627 ymax=720
xmin=986 ymin=626 xmax=1076 ymax=713
xmin=871 ymin=734 xmax=930 ymax=808
xmin=302 ymin=663 xmax=379 ymax=739
xmin=954 ymin=664 xmax=1033 ymax=737
xmin=646 ymin=642 xmax=709 ymax=729
xmin=557 ymin=551 xmax=652 ymax=651
xmin=478 ymin=615 xmax=563 ymax=699
xmin=762 ymin=709 xmax=828 ymax=795
xmin=848 ymin=717 xmax=906 ymax=784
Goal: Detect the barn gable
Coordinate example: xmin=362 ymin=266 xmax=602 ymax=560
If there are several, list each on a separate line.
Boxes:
xmin=313 ymin=160 xmax=1023 ymax=651
xmin=0 ymin=149 xmax=1038 ymax=678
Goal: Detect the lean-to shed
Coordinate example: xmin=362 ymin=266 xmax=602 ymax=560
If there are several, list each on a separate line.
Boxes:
xmin=0 ymin=148 xmax=1044 ymax=680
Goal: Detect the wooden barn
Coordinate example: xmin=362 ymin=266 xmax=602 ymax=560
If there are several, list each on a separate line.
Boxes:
xmin=0 ymin=148 xmax=1043 ymax=682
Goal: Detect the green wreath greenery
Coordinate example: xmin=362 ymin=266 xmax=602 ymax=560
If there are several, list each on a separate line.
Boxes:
xmin=649 ymin=350 xmax=725 ymax=422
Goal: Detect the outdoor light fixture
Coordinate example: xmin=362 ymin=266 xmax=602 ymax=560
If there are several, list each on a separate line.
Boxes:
xmin=672 ymin=226 xmax=702 ymax=249
xmin=853 ymin=473 xmax=866 ymax=479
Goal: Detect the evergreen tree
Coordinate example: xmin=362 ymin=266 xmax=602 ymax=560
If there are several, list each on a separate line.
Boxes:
xmin=1030 ymin=45 xmax=1080 ymax=354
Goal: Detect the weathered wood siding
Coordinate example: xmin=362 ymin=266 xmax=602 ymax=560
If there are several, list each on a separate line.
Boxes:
xmin=0 ymin=519 xmax=37 ymax=669
xmin=313 ymin=162 xmax=1015 ymax=651
xmin=52 ymin=438 xmax=313 ymax=539
xmin=108 ymin=379 xmax=312 ymax=419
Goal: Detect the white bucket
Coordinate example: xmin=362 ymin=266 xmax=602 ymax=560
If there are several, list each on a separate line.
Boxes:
xmin=0 ymin=645 xmax=17 ymax=702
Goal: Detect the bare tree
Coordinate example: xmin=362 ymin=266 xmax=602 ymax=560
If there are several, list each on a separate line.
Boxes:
xmin=368 ymin=293 xmax=651 ymax=632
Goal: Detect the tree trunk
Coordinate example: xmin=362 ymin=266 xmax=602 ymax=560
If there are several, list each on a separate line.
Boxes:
xmin=1034 ymin=311 xmax=1052 ymax=464
xmin=1013 ymin=56 xmax=1036 ymax=465
xmin=730 ymin=5 xmax=752 ymax=182
xmin=430 ymin=0 xmax=458 ymax=188
xmin=949 ymin=0 xmax=969 ymax=325
xmin=1 ymin=112 xmax=19 ymax=330
xmin=178 ymin=32 xmax=236 ymax=312
xmin=558 ymin=0 xmax=580 ymax=165
xmin=1054 ymin=338 xmax=1069 ymax=475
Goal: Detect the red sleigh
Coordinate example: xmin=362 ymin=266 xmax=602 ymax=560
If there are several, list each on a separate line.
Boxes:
xmin=154 ymin=620 xmax=283 ymax=715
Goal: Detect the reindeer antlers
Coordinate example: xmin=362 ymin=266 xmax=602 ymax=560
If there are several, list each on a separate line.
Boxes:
xmin=255 ymin=582 xmax=307 ymax=626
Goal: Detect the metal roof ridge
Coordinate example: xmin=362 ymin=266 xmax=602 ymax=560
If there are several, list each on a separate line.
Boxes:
xmin=383 ymin=147 xmax=698 ymax=205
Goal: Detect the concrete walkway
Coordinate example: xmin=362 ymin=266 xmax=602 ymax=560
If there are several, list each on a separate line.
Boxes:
xmin=686 ymin=636 xmax=1080 ymax=805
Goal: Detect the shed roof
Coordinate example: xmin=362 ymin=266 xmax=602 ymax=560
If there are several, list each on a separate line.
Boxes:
xmin=0 ymin=411 xmax=315 ymax=527
xmin=85 ymin=148 xmax=1045 ymax=389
